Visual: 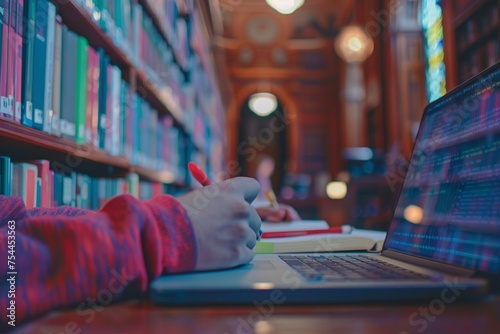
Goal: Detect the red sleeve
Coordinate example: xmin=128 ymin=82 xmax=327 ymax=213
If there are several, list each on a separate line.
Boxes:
xmin=0 ymin=194 xmax=197 ymax=325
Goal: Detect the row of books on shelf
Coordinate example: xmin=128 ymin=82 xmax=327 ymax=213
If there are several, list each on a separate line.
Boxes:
xmin=73 ymin=0 xmax=189 ymax=70
xmin=456 ymin=4 xmax=499 ymax=52
xmin=141 ymin=0 xmax=190 ymax=69
xmin=0 ymin=157 xmax=166 ymax=210
xmin=0 ymin=0 xmax=183 ymax=129
xmin=0 ymin=4 xmax=193 ymax=176
xmin=459 ymin=39 xmax=499 ymax=81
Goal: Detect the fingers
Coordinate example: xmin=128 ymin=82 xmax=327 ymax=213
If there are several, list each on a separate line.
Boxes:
xmin=248 ymin=207 xmax=262 ymax=239
xmin=256 ymin=207 xmax=286 ymax=222
xmin=223 ymin=177 xmax=261 ymax=204
xmin=283 ymin=207 xmax=301 ymax=221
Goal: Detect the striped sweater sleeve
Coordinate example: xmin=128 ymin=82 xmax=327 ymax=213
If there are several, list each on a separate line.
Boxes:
xmin=0 ymin=194 xmax=197 ymax=325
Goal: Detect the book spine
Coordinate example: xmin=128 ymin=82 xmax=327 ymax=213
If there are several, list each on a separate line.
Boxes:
xmin=5 ymin=0 xmax=15 ymax=119
xmin=86 ymin=47 xmax=100 ymax=147
xmin=42 ymin=2 xmax=55 ymax=133
xmin=120 ymin=80 xmax=127 ymax=157
xmin=31 ymin=0 xmax=48 ymax=130
xmin=60 ymin=27 xmax=77 ymax=140
xmin=109 ymin=66 xmax=121 ymax=156
xmin=13 ymin=0 xmax=23 ymax=123
xmin=0 ymin=156 xmax=12 ymax=196
xmin=12 ymin=163 xmax=38 ymax=209
xmin=53 ymin=172 xmax=63 ymax=207
xmin=27 ymin=160 xmax=50 ymax=208
xmin=0 ymin=0 xmax=3 ymax=99
xmin=51 ymin=16 xmax=62 ymax=136
xmin=21 ymin=0 xmax=36 ymax=127
xmin=97 ymin=49 xmax=108 ymax=150
xmin=75 ymin=36 xmax=88 ymax=145
xmin=104 ymin=63 xmax=112 ymax=152
xmin=49 ymin=170 xmax=54 ymax=208
xmin=36 ymin=177 xmax=41 ymax=207
xmin=0 ymin=0 xmax=10 ymax=119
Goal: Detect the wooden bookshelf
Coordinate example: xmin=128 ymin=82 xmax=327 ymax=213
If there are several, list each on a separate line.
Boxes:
xmin=137 ymin=0 xmax=190 ymax=72
xmin=442 ymin=0 xmax=500 ymax=89
xmin=0 ymin=118 xmax=182 ymax=182
xmin=0 ymin=0 xmax=226 ymax=193
xmin=57 ymin=0 xmax=133 ymax=73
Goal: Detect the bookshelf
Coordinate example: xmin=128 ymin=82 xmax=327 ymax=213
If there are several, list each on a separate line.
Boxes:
xmin=442 ymin=0 xmax=500 ymax=88
xmin=0 ymin=0 xmax=226 ymax=206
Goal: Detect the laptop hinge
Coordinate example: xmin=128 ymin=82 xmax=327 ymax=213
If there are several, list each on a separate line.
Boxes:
xmin=381 ymin=250 xmax=476 ymax=277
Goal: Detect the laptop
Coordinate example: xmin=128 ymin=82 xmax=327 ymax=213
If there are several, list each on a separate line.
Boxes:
xmin=150 ymin=63 xmax=500 ymax=304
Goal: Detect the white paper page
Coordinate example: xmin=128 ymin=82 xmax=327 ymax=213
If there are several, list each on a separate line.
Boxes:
xmin=261 ymin=220 xmax=329 ymax=233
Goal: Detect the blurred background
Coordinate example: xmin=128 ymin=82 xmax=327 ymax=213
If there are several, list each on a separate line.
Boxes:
xmin=208 ymin=0 xmax=499 ymax=229
xmin=0 ymin=0 xmax=498 ymax=231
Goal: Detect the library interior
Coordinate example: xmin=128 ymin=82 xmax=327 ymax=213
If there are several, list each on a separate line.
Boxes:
xmin=0 ymin=0 xmax=499 ymax=333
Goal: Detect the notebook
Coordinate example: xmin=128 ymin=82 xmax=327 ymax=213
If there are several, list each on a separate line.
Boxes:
xmin=150 ymin=63 xmax=500 ymax=305
xmin=255 ymin=229 xmax=386 ymax=254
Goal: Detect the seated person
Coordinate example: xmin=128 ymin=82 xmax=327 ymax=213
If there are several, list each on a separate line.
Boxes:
xmin=0 ymin=177 xmax=297 ymax=325
xmin=253 ymin=155 xmax=300 ymax=222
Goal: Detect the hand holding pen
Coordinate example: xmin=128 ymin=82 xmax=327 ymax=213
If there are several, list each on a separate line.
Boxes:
xmin=188 ymin=162 xmax=263 ymax=240
xmin=177 ymin=166 xmax=262 ymax=271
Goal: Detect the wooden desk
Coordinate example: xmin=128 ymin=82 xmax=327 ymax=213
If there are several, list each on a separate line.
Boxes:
xmin=12 ymin=296 xmax=500 ymax=334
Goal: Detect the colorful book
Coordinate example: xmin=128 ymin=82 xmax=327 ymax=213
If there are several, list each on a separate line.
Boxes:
xmin=104 ymin=63 xmax=112 ymax=152
xmin=21 ymin=0 xmax=36 ymax=127
xmin=12 ymin=162 xmax=38 ymax=209
xmin=60 ymin=27 xmax=77 ymax=140
xmin=35 ymin=177 xmax=41 ymax=207
xmin=0 ymin=0 xmax=3 ymax=89
xmin=27 ymin=160 xmax=52 ymax=208
xmin=31 ymin=0 xmax=49 ymax=130
xmin=53 ymin=172 xmax=63 ymax=207
xmin=13 ymin=0 xmax=23 ymax=123
xmin=0 ymin=0 xmax=11 ymax=119
xmin=75 ymin=36 xmax=89 ymax=145
xmin=0 ymin=156 xmax=12 ymax=196
xmin=42 ymin=2 xmax=56 ymax=133
xmin=0 ymin=0 xmax=8 ymax=119
xmin=109 ymin=66 xmax=122 ymax=156
xmin=51 ymin=16 xmax=63 ymax=136
xmin=86 ymin=46 xmax=100 ymax=147
xmin=62 ymin=174 xmax=73 ymax=206
xmin=5 ymin=0 xmax=15 ymax=119
xmin=97 ymin=48 xmax=109 ymax=149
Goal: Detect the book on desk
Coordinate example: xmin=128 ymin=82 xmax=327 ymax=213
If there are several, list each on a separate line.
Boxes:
xmin=256 ymin=220 xmax=386 ymax=254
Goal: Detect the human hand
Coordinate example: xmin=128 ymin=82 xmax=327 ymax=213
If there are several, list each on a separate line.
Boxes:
xmin=256 ymin=204 xmax=301 ymax=222
xmin=176 ymin=177 xmax=262 ymax=271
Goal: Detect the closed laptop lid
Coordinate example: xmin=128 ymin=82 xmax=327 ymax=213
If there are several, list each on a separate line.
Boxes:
xmin=384 ymin=63 xmax=500 ymax=275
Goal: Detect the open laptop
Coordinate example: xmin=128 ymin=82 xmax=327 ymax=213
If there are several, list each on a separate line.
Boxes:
xmin=150 ymin=63 xmax=500 ymax=304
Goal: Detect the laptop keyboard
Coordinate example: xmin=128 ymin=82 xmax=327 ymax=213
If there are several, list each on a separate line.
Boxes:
xmin=279 ymin=255 xmax=431 ymax=281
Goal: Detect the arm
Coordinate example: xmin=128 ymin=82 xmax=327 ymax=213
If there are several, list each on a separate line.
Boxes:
xmin=0 ymin=194 xmax=196 ymax=324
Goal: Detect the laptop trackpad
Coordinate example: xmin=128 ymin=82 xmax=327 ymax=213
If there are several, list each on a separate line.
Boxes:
xmin=250 ymin=259 xmax=276 ymax=270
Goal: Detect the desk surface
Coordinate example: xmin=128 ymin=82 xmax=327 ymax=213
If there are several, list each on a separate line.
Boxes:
xmin=13 ymin=296 xmax=500 ymax=334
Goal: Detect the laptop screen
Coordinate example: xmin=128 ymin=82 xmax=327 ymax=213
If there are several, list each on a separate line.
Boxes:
xmin=385 ymin=64 xmax=500 ymax=275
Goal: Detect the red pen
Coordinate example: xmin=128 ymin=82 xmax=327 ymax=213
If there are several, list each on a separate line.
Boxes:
xmin=188 ymin=162 xmax=212 ymax=186
xmin=261 ymin=225 xmax=354 ymax=239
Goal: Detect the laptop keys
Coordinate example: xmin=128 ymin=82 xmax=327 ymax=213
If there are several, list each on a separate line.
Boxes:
xmin=279 ymin=255 xmax=430 ymax=281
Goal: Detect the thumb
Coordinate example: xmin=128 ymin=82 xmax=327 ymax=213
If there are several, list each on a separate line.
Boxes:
xmin=222 ymin=177 xmax=261 ymax=203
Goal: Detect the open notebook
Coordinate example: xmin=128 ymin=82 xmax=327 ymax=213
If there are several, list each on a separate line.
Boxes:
xmin=256 ymin=221 xmax=386 ymax=254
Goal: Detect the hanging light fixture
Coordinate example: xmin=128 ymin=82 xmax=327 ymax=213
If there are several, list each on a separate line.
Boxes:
xmin=266 ymin=0 xmax=304 ymax=14
xmin=334 ymin=25 xmax=375 ymax=147
xmin=249 ymin=92 xmax=278 ymax=117
xmin=334 ymin=25 xmax=374 ymax=64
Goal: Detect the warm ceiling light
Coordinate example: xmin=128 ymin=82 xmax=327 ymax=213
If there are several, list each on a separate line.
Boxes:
xmin=248 ymin=92 xmax=278 ymax=117
xmin=326 ymin=181 xmax=348 ymax=199
xmin=266 ymin=0 xmax=304 ymax=14
xmin=335 ymin=25 xmax=374 ymax=64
